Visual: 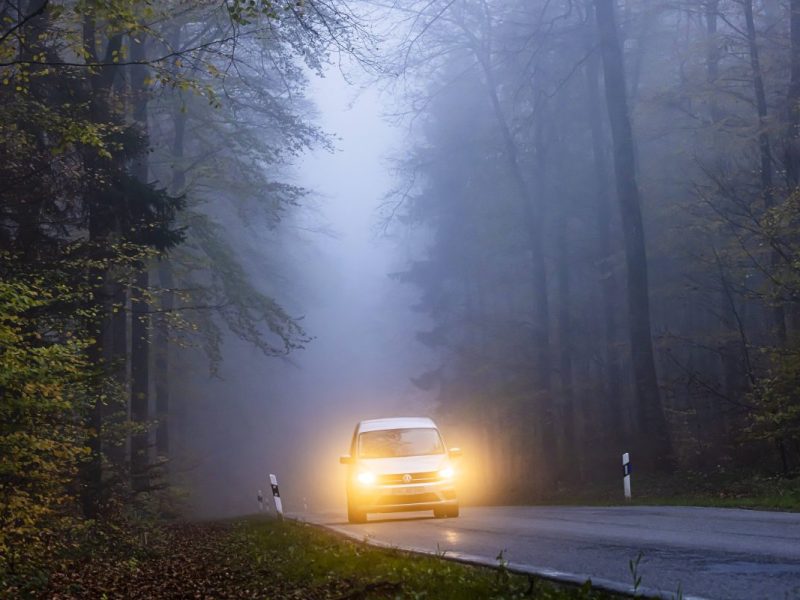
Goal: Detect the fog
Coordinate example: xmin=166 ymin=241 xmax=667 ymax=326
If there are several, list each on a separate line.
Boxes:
xmin=152 ymin=0 xmax=800 ymax=515
xmin=171 ymin=67 xmax=439 ymax=517
xmin=10 ymin=2 xmax=800 ymax=587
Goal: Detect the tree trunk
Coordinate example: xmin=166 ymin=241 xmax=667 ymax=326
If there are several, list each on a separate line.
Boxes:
xmin=106 ymin=281 xmax=127 ymax=468
xmin=705 ymin=0 xmax=722 ymax=124
xmin=555 ymin=208 xmax=576 ymax=479
xmin=83 ymin=273 xmax=109 ymax=518
xmin=584 ymin=36 xmax=625 ymax=456
xmin=154 ymin=262 xmax=172 ymax=459
xmin=153 ymin=81 xmax=187 ymax=461
xmin=80 ymin=13 xmax=124 ymax=518
xmin=129 ymin=33 xmax=150 ymax=491
xmin=700 ymin=0 xmax=738 ymax=450
xmin=743 ymin=0 xmax=787 ymax=345
xmin=130 ymin=271 xmax=149 ymax=490
xmin=787 ymin=0 xmax=800 ymax=189
xmin=498 ymin=97 xmax=556 ymax=488
xmin=449 ymin=2 xmax=556 ymax=490
xmin=482 ymin=62 xmax=552 ymax=396
xmin=465 ymin=29 xmax=556 ymax=488
xmin=593 ymin=0 xmax=672 ymax=471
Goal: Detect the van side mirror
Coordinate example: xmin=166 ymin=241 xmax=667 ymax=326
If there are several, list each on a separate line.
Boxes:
xmin=339 ymin=455 xmax=354 ymax=465
xmin=448 ymin=447 xmax=462 ymax=458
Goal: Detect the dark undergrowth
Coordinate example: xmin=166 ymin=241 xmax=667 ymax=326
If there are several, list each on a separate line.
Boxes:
xmin=514 ymin=469 xmax=800 ymax=512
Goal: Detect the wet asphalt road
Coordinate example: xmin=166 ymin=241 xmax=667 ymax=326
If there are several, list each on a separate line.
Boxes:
xmin=302 ymin=505 xmax=800 ymax=599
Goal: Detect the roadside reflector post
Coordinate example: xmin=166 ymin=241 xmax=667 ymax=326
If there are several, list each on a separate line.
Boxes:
xmin=257 ymin=489 xmax=264 ymax=512
xmin=622 ymin=453 xmax=632 ymax=501
xmin=269 ymin=473 xmax=283 ymax=519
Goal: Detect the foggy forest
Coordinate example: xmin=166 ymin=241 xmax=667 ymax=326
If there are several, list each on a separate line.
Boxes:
xmin=3 ymin=0 xmax=800 ymax=597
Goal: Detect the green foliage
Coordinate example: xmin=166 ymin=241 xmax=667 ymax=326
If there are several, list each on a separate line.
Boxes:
xmin=0 ymin=0 xmax=360 ymax=593
xmin=226 ymin=0 xmax=281 ymax=24
xmin=747 ymin=349 xmax=800 ymax=453
xmin=0 ymin=274 xmax=92 ymax=588
xmin=174 ymin=212 xmax=309 ymax=368
xmin=1 ymin=0 xmax=220 ymax=102
xmin=140 ymin=14 xmax=328 ymax=369
xmin=1 ymin=0 xmax=189 ymax=583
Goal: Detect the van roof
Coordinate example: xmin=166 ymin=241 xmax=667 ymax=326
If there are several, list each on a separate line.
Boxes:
xmin=357 ymin=417 xmax=437 ymax=433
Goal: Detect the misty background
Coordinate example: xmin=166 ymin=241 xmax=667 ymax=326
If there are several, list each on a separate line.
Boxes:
xmin=163 ymin=0 xmax=800 ymax=515
xmin=5 ymin=0 xmax=800 ymax=539
xmin=171 ymin=67 xmax=437 ymax=517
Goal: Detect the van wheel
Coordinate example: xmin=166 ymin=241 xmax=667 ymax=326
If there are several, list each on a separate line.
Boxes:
xmin=347 ymin=502 xmax=367 ymax=524
xmin=447 ymin=504 xmax=459 ymax=518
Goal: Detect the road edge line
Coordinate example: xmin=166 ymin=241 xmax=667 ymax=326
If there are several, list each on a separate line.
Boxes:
xmin=299 ymin=518 xmax=712 ymax=600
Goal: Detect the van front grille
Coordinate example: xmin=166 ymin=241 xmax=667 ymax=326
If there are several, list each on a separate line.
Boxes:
xmin=375 ymin=493 xmax=439 ymax=505
xmin=378 ymin=471 xmax=439 ymax=485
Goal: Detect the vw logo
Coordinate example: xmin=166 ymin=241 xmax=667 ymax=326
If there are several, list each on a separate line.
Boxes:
xmin=402 ymin=473 xmax=413 ymax=484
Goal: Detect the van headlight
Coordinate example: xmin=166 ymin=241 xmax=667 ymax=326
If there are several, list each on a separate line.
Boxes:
xmin=356 ymin=471 xmax=376 ymax=486
xmin=438 ymin=466 xmax=454 ymax=480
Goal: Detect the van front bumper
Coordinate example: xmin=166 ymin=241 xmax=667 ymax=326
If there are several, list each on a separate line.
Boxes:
xmin=349 ymin=481 xmax=457 ymax=513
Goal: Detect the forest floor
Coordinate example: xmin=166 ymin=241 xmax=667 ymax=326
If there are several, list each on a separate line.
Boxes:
xmin=34 ymin=516 xmax=618 ymax=600
xmin=540 ymin=470 xmax=800 ymax=512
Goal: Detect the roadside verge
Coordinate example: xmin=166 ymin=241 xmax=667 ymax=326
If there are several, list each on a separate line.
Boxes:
xmin=308 ymin=518 xmax=711 ymax=600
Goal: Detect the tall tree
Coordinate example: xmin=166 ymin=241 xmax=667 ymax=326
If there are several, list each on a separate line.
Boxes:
xmin=583 ymin=22 xmax=624 ymax=454
xmin=461 ymin=7 xmax=556 ymax=487
xmin=129 ymin=32 xmax=151 ymax=492
xmin=593 ymin=0 xmax=672 ymax=470
xmin=787 ymin=0 xmax=800 ymax=190
xmin=743 ymin=0 xmax=787 ymax=344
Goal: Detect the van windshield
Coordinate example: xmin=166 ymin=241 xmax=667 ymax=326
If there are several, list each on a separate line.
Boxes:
xmin=358 ymin=428 xmax=444 ymax=458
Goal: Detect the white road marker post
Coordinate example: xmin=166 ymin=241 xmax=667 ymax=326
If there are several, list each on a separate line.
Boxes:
xmin=269 ymin=473 xmax=283 ymax=519
xmin=622 ymin=452 xmax=632 ymax=501
xmin=257 ymin=489 xmax=264 ymax=512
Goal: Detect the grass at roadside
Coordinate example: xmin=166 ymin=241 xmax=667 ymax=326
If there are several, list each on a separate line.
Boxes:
xmin=234 ymin=516 xmax=619 ymax=599
xmin=32 ymin=516 xmax=620 ymax=599
xmin=537 ymin=470 xmax=800 ymax=512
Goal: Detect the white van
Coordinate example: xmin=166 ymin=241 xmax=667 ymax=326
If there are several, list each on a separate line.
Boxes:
xmin=339 ymin=417 xmax=461 ymax=523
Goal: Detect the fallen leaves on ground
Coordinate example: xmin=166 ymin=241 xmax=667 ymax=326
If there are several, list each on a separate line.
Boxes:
xmin=44 ymin=522 xmax=240 ymax=599
xmin=39 ymin=521 xmax=363 ymax=600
